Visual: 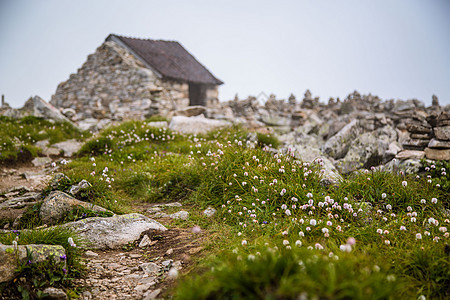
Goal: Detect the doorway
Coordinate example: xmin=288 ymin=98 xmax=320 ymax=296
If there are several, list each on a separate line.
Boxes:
xmin=189 ymin=83 xmax=207 ymax=106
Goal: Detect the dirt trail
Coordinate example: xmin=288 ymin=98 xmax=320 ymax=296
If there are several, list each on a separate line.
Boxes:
xmin=1 ymin=162 xmax=208 ymax=299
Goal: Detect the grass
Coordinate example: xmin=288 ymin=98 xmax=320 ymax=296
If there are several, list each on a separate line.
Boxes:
xmin=1 ymin=117 xmax=449 ymax=299
xmin=0 ymin=116 xmax=89 ymax=164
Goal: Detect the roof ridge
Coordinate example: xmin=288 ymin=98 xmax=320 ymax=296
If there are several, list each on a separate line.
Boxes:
xmin=108 ymin=33 xmax=178 ymax=44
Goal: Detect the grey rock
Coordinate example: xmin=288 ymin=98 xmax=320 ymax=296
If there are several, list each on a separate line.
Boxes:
xmin=384 ymin=158 xmax=422 ymax=174
xmin=144 ymin=289 xmax=161 ymax=300
xmin=40 ymin=191 xmax=109 ymax=225
xmin=85 ymin=250 xmax=99 ymax=257
xmin=69 ymin=180 xmax=92 ymax=196
xmin=395 ymin=150 xmax=425 ymax=160
xmin=1 ymin=243 xmax=66 ymax=283
xmin=169 ymin=115 xmax=231 ymax=135
xmin=31 ymin=157 xmax=52 ymax=167
xmin=321 ymin=120 xmax=362 ymax=159
xmin=42 ymin=287 xmax=68 ymax=300
xmin=261 ymin=114 xmax=291 ymax=127
xmin=77 ymin=118 xmax=99 ymax=131
xmin=203 ymin=207 xmax=217 ymax=217
xmin=428 ymin=138 xmax=450 ymax=149
xmin=424 ymin=148 xmax=450 ymax=160
xmin=0 ymin=192 xmax=41 ymax=209
xmin=139 ymin=234 xmax=151 ymax=248
xmin=293 ymin=146 xmax=342 ymax=184
xmin=141 ymin=262 xmax=160 ymax=276
xmin=51 ymin=139 xmax=82 ymax=157
xmin=168 ymin=210 xmax=189 ymax=220
xmin=62 ymin=213 xmax=167 ymax=249
xmin=336 ymin=126 xmax=397 ymax=173
xmin=19 ymin=96 xmax=72 ymax=123
xmin=175 ymin=106 xmax=206 ymax=117
xmin=146 ymin=121 xmax=168 ymax=128
xmin=433 ymin=126 xmax=450 ymax=141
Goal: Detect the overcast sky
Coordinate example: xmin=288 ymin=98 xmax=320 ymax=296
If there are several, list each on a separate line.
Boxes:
xmin=1 ymin=0 xmax=449 ymax=108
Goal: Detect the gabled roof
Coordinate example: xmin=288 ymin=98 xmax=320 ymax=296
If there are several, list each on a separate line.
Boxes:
xmin=106 ymin=34 xmax=223 ymax=85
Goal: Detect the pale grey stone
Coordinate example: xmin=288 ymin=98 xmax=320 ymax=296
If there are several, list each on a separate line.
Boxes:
xmin=203 ymin=207 xmax=217 ymax=217
xmin=31 ymin=157 xmax=52 ymax=167
xmin=42 ymin=287 xmax=68 ymax=300
xmin=62 ymin=213 xmax=167 ymax=249
xmin=51 ymin=139 xmax=82 ymax=157
xmin=169 ymin=115 xmax=231 ymax=135
xmin=141 ymin=262 xmax=160 ymax=276
xmin=139 ymin=234 xmax=151 ymax=248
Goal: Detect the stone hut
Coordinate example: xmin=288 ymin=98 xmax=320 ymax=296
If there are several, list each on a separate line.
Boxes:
xmin=50 ymin=34 xmax=223 ymax=120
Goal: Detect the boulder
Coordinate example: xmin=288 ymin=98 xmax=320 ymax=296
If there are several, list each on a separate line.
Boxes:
xmin=293 ymin=145 xmax=342 ymax=184
xmin=169 ymin=115 xmax=231 ymax=135
xmin=336 ymin=126 xmax=397 ymax=173
xmin=19 ymin=96 xmax=72 ymax=123
xmin=384 ymin=159 xmax=422 ymax=174
xmin=0 ymin=243 xmax=66 ymax=283
xmin=61 ymin=213 xmax=167 ymax=249
xmin=51 ymin=139 xmax=82 ymax=157
xmin=39 ymin=191 xmax=110 ymax=225
xmin=321 ymin=120 xmax=361 ymax=159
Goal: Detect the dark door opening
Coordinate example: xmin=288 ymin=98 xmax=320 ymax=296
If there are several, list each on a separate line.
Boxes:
xmin=189 ymin=83 xmax=207 ymax=106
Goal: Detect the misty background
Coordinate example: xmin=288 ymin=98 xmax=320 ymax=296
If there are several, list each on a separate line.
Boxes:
xmin=1 ymin=0 xmax=449 ymax=108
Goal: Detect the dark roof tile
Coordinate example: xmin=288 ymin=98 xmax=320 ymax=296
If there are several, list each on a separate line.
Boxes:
xmin=107 ymin=34 xmax=223 ymax=85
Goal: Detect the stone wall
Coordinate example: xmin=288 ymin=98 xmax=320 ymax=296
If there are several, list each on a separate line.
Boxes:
xmin=50 ymin=41 xmax=220 ymax=121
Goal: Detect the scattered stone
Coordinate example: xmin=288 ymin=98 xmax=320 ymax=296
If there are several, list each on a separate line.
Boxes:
xmin=203 ymin=207 xmax=216 ymax=217
xmin=69 ymin=180 xmax=92 ymax=196
xmin=51 ymin=139 xmax=82 ymax=157
xmin=141 ymin=262 xmax=160 ymax=276
xmin=139 ymin=234 xmax=151 ymax=248
xmin=31 ymin=157 xmax=52 ymax=167
xmin=39 ymin=191 xmax=110 ymax=225
xmin=168 ymin=210 xmax=189 ymax=220
xmin=144 ymin=289 xmax=161 ymax=300
xmin=42 ymin=287 xmax=68 ymax=300
xmin=62 ymin=213 xmax=167 ymax=249
xmin=165 ymin=248 xmax=174 ymax=256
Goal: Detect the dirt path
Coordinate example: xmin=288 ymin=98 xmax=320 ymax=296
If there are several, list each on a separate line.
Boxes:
xmin=1 ymin=163 xmax=208 ymax=299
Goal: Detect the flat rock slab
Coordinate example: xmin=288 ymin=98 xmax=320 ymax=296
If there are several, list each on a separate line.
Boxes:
xmin=395 ymin=150 xmax=425 ymax=160
xmin=62 ymin=213 xmax=167 ymax=249
xmin=424 ymin=148 xmax=450 ymax=161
